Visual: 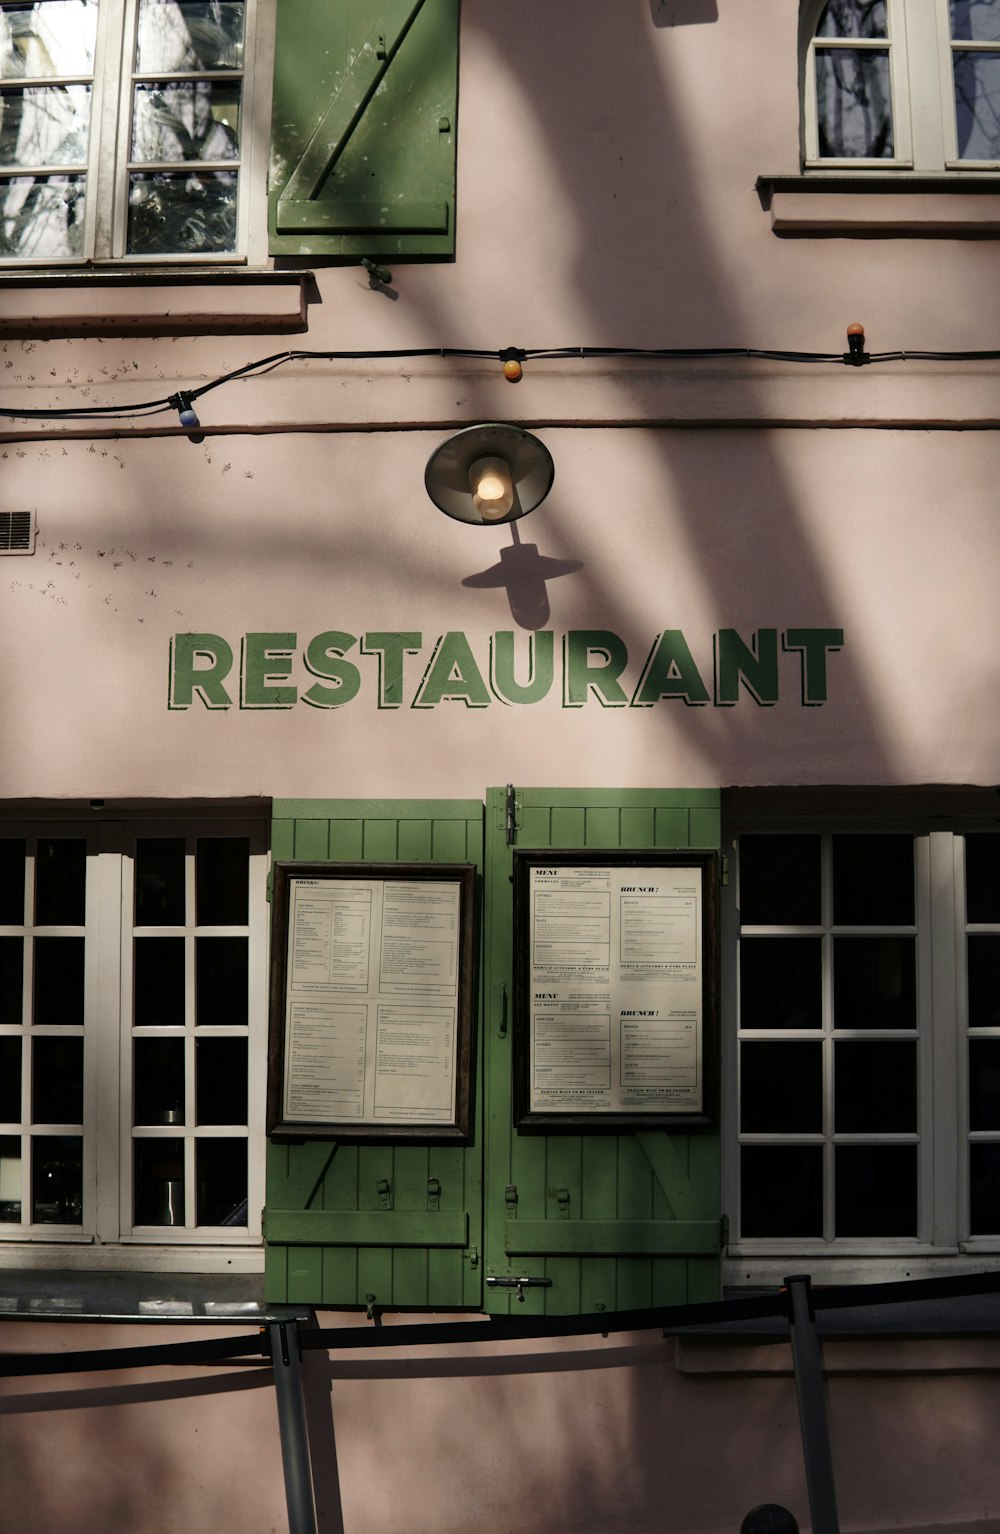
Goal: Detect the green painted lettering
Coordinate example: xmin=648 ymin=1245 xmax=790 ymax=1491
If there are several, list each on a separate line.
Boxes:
xmin=631 ymin=631 xmax=709 ymax=707
xmin=362 ymin=632 xmax=422 ymax=709
xmin=714 ymin=629 xmax=779 ymax=706
xmin=413 ymin=632 xmax=491 ymax=709
xmin=563 ymin=630 xmax=630 ymax=707
xmin=783 ymin=628 xmax=844 ymax=705
xmin=241 ymin=633 xmax=297 ymax=709
xmin=169 ymin=633 xmax=233 ymax=710
xmin=302 ymin=632 xmax=361 ymax=709
xmin=490 ymin=631 xmax=554 ymax=705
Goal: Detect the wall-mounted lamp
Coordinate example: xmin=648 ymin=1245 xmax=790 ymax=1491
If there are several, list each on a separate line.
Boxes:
xmin=424 ymin=423 xmax=554 ymax=526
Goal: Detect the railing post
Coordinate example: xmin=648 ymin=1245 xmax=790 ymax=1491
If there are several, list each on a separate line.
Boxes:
xmin=269 ymin=1320 xmax=318 ymax=1534
xmin=784 ymin=1274 xmax=840 ymax=1534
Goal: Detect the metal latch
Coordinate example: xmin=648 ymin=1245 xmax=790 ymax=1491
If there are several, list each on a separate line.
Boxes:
xmin=504 ymin=1184 xmax=518 ymax=1218
xmin=555 ymin=1187 xmax=570 ymax=1218
xmin=427 ymin=1177 xmax=441 ymax=1212
xmin=487 ymin=1275 xmax=553 ymax=1304
xmin=376 ymin=1178 xmax=392 ymax=1210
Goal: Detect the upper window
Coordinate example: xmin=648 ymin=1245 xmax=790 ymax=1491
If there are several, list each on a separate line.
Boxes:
xmin=802 ymin=0 xmax=1000 ymax=170
xmin=0 ymin=0 xmax=264 ymax=263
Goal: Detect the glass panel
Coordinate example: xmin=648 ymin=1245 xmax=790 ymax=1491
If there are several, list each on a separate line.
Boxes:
xmin=0 ymin=838 xmax=25 ymax=921
xmin=196 ymin=1136 xmax=246 ymax=1224
xmin=740 ymin=1146 xmax=823 ymax=1237
xmin=969 ymin=1038 xmax=1000 ymax=1130
xmin=32 ymin=1133 xmax=82 ymax=1222
xmin=134 ymin=1136 xmax=184 ymax=1225
xmin=0 ymin=1134 xmax=20 ymax=1220
xmin=739 ymin=936 xmax=822 ymax=1029
xmin=970 ymin=1142 xmax=1000 ymax=1233
xmin=196 ymin=836 xmax=249 ymax=924
xmin=34 ymin=837 xmax=86 ymax=924
xmin=196 ymin=1036 xmax=247 ymax=1123
xmin=135 ymin=837 xmax=185 ymax=926
xmin=832 ymin=835 xmax=913 ymax=925
xmin=834 ymin=1039 xmax=916 ymax=1132
xmin=0 ymin=0 xmax=98 ymax=77
xmin=966 ymin=833 xmax=1000 ymax=922
xmin=950 ymin=0 xmax=1000 ymax=42
xmin=196 ymin=936 xmax=247 ymax=1024
xmin=835 ymin=1144 xmax=917 ymax=1236
xmin=816 ymin=49 xmax=894 ymax=158
xmin=817 ymin=0 xmax=888 ymax=38
xmin=953 ymin=51 xmax=1000 ymax=159
xmin=0 ymin=1036 xmax=20 ymax=1120
xmin=33 ymin=936 xmax=84 ymax=1025
xmin=833 ymin=936 xmax=915 ymax=1029
xmin=31 ymin=1034 xmax=82 ymax=1123
xmin=967 ymin=934 xmax=1000 ymax=1028
xmin=136 ymin=0 xmax=245 ymax=71
xmin=739 ymin=835 xmax=821 ymax=926
xmin=0 ymin=84 xmax=90 ymax=166
xmin=133 ymin=936 xmax=185 ymax=1025
xmin=740 ymin=1041 xmax=822 ymax=1132
xmin=131 ymin=80 xmax=239 ymax=162
xmin=0 ymin=937 xmax=23 ymax=1022
xmin=134 ymin=1036 xmax=185 ymax=1124
xmin=0 ymin=173 xmax=85 ymax=256
xmin=127 ymin=168 xmax=236 ymax=254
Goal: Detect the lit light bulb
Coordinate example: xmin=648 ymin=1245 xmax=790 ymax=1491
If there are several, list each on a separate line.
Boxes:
xmin=469 ymin=455 xmax=514 ymax=522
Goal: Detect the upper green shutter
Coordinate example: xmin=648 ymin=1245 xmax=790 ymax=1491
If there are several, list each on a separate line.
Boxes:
xmin=269 ymin=0 xmax=460 ymax=258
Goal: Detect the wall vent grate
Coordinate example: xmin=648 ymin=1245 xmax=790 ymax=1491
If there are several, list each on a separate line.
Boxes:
xmin=0 ymin=511 xmax=35 ymax=554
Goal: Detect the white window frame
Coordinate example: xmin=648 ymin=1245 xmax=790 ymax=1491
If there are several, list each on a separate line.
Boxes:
xmin=0 ymin=0 xmax=275 ymax=267
xmin=0 ymin=810 xmax=267 ymax=1273
xmin=723 ymin=795 xmax=1000 ymax=1289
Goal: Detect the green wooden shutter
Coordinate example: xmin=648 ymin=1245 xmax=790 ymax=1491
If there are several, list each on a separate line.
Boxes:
xmin=264 ymin=799 xmax=483 ymax=1307
xmin=483 ymin=788 xmax=723 ymax=1316
xmin=269 ymin=0 xmax=459 ymax=259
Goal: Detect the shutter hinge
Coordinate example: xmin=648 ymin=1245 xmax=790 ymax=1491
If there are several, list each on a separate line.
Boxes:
xmin=266 ymin=855 xmax=274 ymax=903
xmin=555 ymin=1186 xmax=570 ymax=1219
xmin=465 ymin=1245 xmax=479 ymax=1269
xmin=376 ymin=1177 xmax=392 ymax=1211
xmin=505 ymin=783 xmax=518 ymax=845
xmin=427 ymin=1177 xmax=441 ymax=1212
xmin=504 ymin=1184 xmax=518 ymax=1218
xmin=721 ymin=854 xmax=729 ymax=888
xmin=721 ymin=1213 xmax=730 ymax=1247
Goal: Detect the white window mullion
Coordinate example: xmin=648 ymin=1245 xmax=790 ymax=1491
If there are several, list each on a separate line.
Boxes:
xmin=926 ymin=830 xmax=959 ymax=1247
xmin=91 ymin=825 xmax=124 ymax=1244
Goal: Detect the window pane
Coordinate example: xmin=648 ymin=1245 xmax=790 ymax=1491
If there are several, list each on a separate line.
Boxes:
xmin=967 ymin=934 xmax=1000 ymax=1028
xmin=816 ymin=49 xmax=893 ymax=158
xmin=0 ymin=85 xmax=90 ymax=166
xmin=965 ymin=834 xmax=1000 ymax=922
xmin=950 ymin=0 xmax=1000 ymax=42
xmin=953 ymin=52 xmax=1000 ymax=159
xmin=835 ymin=1144 xmax=917 ymax=1236
xmin=0 ymin=0 xmax=98 ymax=77
xmin=741 ymin=1041 xmax=823 ymax=1132
xmin=0 ymin=1036 xmax=20 ymax=1121
xmin=0 ymin=838 xmax=25 ymax=921
xmin=35 ymin=837 xmax=86 ymax=925
xmin=196 ymin=1136 xmax=246 ymax=1225
xmin=134 ymin=1137 xmax=184 ymax=1225
xmin=741 ymin=1146 xmax=823 ymax=1237
xmin=834 ymin=1040 xmax=916 ymax=1132
xmin=134 ymin=1036 xmax=185 ymax=1124
xmin=131 ymin=80 xmax=240 ymax=162
xmin=817 ymin=0 xmax=888 ymax=38
xmin=832 ymin=835 xmax=913 ymax=924
xmin=32 ymin=1035 xmax=83 ymax=1123
xmin=196 ymin=1036 xmax=247 ymax=1123
xmin=0 ymin=173 xmax=85 ymax=257
xmin=0 ymin=937 xmax=23 ymax=1022
xmin=740 ymin=936 xmax=822 ymax=1029
xmin=0 ymin=1134 xmax=20 ymax=1221
xmin=134 ymin=936 xmax=185 ymax=1026
xmin=33 ymin=936 xmax=84 ymax=1025
xmin=196 ymin=936 xmax=247 ymax=1024
xmin=32 ymin=1133 xmax=82 ymax=1222
xmin=833 ymin=936 xmax=916 ymax=1029
xmin=739 ymin=835 xmax=821 ymax=926
xmin=970 ymin=1142 xmax=1000 ymax=1233
xmin=969 ymin=1038 xmax=1000 ymax=1130
xmin=126 ymin=169 xmax=237 ymax=254
xmin=136 ymin=0 xmax=245 ymax=71
xmin=135 ymin=838 xmax=185 ymax=926
xmin=196 ymin=837 xmax=249 ymax=924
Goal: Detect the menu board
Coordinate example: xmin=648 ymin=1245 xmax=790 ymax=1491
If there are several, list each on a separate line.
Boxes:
xmin=513 ymin=852 xmax=718 ymax=1130
xmin=268 ymin=863 xmax=475 ymax=1140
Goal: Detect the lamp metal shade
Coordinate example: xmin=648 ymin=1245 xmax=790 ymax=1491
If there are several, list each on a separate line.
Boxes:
xmin=425 ymin=423 xmax=555 ymax=525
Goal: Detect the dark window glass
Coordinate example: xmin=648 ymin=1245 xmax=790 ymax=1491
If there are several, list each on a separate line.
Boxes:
xmin=135 ymin=838 xmax=186 ymax=926
xmin=835 ymin=1144 xmax=917 ymax=1236
xmin=967 ymin=935 xmax=1000 ymax=1028
xmin=741 ymin=1146 xmax=823 ymax=1237
xmin=196 ymin=1136 xmax=246 ymax=1225
xmin=134 ymin=937 xmax=185 ymax=1026
xmin=815 ymin=49 xmax=893 ymax=158
xmin=741 ymin=1042 xmax=823 ymax=1133
xmin=817 ymin=0 xmax=888 ymax=38
xmin=134 ymin=1037 xmax=185 ymax=1125
xmin=739 ymin=835 xmax=821 ymax=926
xmin=196 ymin=837 xmax=248 ymax=925
xmin=196 ymin=1037 xmax=247 ymax=1124
xmin=970 ymin=1142 xmax=1000 ymax=1233
xmin=33 ymin=937 xmax=85 ymax=1026
xmin=833 ymin=936 xmax=916 ymax=1029
xmin=32 ymin=1134 xmax=82 ymax=1223
xmin=832 ymin=835 xmax=914 ymax=925
xmin=34 ymin=838 xmax=86 ymax=925
xmin=835 ymin=1040 xmax=916 ymax=1133
xmin=196 ymin=936 xmax=247 ymax=1025
xmin=32 ymin=1036 xmax=83 ymax=1124
xmin=950 ymin=0 xmax=1000 ymax=39
xmin=0 ymin=839 xmax=25 ymax=923
xmin=0 ymin=1037 xmax=20 ymax=1121
xmin=740 ymin=937 xmax=822 ymax=1029
xmin=969 ymin=1038 xmax=1000 ymax=1131
xmin=0 ymin=1135 xmax=21 ymax=1221
xmin=0 ymin=937 xmax=23 ymax=1023
xmin=966 ymin=835 xmax=1000 ymax=923
xmin=134 ymin=1137 xmax=185 ymax=1226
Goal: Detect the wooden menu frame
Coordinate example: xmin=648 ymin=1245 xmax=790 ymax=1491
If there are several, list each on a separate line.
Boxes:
xmin=268 ymin=862 xmax=476 ymax=1142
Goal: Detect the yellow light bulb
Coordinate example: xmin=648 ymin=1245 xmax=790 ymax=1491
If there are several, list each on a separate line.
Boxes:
xmin=469 ymin=455 xmax=514 ymax=522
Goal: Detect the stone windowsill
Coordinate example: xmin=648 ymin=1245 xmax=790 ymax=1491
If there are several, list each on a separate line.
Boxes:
xmin=757 ymin=174 xmax=1000 ymax=236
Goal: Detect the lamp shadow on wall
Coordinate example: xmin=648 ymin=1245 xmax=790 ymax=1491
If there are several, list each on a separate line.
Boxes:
xmin=462 ymin=523 xmax=583 ymax=631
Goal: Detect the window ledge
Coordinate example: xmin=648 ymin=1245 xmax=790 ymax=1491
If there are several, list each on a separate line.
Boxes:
xmin=0 ymin=1268 xmax=310 ymax=1324
xmin=757 ymin=174 xmax=1000 ymax=236
xmin=0 ymin=267 xmax=313 ymax=339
